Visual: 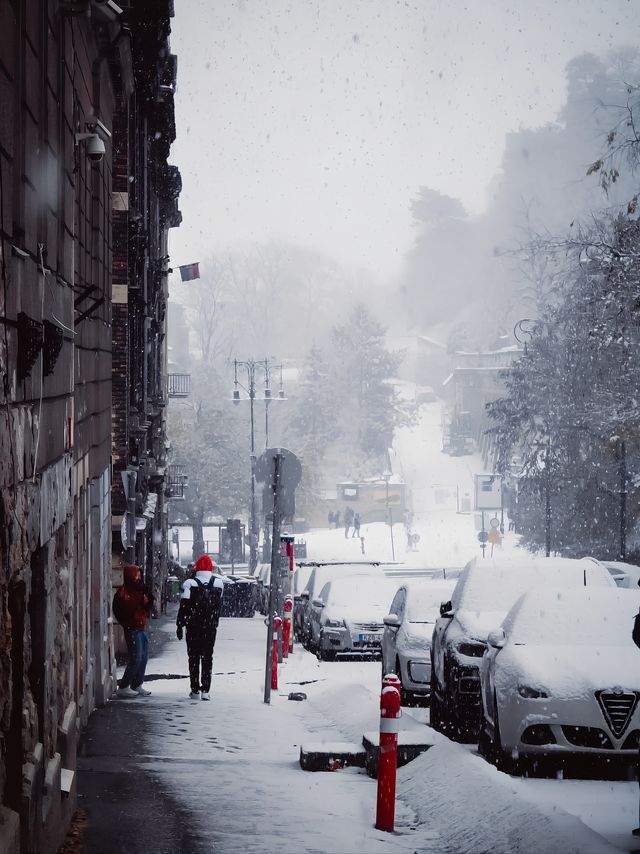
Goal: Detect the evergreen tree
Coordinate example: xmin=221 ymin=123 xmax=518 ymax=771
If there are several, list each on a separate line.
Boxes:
xmin=331 ymin=304 xmax=403 ymax=462
xmin=488 ymin=217 xmax=640 ymax=557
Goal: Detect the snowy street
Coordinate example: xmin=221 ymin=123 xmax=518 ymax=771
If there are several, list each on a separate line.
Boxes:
xmin=76 ymin=610 xmax=638 ymax=854
xmin=74 ymin=401 xmax=640 ymax=853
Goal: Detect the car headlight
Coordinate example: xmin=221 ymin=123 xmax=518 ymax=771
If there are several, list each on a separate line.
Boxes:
xmin=452 ymin=638 xmax=486 ymax=658
xmin=325 ymin=619 xmax=345 ymax=629
xmin=517 ymin=684 xmax=549 ymax=699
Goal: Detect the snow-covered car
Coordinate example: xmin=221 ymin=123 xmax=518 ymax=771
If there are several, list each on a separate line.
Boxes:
xmin=299 ymin=562 xmax=387 ymax=650
xmin=381 ymin=579 xmax=455 ymax=705
xmin=430 ymin=555 xmax=616 ymax=739
xmin=311 ymin=575 xmax=397 ymax=660
xmin=601 ymin=560 xmax=640 ymax=589
xmin=479 ymin=587 xmax=640 ymax=768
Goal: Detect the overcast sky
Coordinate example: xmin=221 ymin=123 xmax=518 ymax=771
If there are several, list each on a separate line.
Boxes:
xmin=169 ymin=0 xmax=639 ymax=279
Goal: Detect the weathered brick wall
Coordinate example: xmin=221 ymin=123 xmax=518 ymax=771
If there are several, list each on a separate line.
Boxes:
xmin=0 ymin=4 xmax=117 ymax=851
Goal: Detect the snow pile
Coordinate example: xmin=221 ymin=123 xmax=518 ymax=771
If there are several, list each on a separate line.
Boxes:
xmin=396 ymin=740 xmax=620 ymax=854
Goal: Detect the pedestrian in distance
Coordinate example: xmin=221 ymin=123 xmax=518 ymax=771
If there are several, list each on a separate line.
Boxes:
xmin=327 ymin=510 xmax=334 ymax=528
xmin=334 ymin=510 xmax=340 ymax=529
xmin=112 ymin=564 xmax=154 ymax=697
xmin=176 ymin=554 xmax=224 ymax=701
xmin=344 ymin=506 xmax=354 ymax=538
xmin=352 ymin=512 xmax=361 ymax=538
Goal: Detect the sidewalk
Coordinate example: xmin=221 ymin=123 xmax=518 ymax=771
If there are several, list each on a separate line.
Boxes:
xmin=73 ymin=610 xmax=204 ymax=854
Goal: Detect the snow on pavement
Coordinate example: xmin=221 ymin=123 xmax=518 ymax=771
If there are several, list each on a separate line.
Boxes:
xmin=119 ymin=613 xmax=638 ymax=854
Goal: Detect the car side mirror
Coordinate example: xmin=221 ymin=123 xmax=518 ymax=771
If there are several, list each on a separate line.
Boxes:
xmin=300 ymin=591 xmax=309 ymax=601
xmin=383 ymin=613 xmax=401 ymax=629
xmin=439 ymin=600 xmax=454 ymax=618
xmin=312 ymin=598 xmax=324 ymax=609
xmin=487 ymin=628 xmax=506 ymax=649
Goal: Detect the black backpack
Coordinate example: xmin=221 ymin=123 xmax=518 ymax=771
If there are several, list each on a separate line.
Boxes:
xmin=189 ymin=577 xmax=222 ymax=631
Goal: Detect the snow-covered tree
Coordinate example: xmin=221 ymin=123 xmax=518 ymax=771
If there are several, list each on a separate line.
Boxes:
xmin=488 ymin=216 xmax=640 ymax=557
xmin=168 ymin=366 xmax=249 ymax=560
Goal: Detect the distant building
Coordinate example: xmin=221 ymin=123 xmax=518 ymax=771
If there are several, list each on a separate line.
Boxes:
xmin=442 ymin=346 xmax=522 ymax=463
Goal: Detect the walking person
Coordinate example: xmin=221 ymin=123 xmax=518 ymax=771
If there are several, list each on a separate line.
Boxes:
xmin=176 ymin=554 xmax=224 ymax=701
xmin=112 ymin=564 xmax=154 ymax=697
xmin=344 ymin=506 xmax=354 ymax=538
xmin=352 ymin=512 xmax=361 ymax=538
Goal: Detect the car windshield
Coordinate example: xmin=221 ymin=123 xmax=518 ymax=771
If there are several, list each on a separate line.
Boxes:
xmin=326 ymin=576 xmax=394 ymax=610
xmin=504 ymin=589 xmax=640 ymax=646
xmin=454 ymin=561 xmax=611 ymax=612
xmin=406 ymin=584 xmax=454 ymax=622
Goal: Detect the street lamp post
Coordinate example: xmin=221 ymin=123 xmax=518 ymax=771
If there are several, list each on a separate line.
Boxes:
xmin=233 ymin=358 xmax=285 ymax=572
xmin=382 ymin=468 xmax=396 ymax=561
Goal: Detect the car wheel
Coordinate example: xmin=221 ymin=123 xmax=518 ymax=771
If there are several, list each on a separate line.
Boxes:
xmin=490 ymin=695 xmax=515 ymax=773
xmin=429 ymin=662 xmax=443 ymax=731
xmin=396 ymin=657 xmax=412 ymax=706
xmin=478 ymin=711 xmax=494 ymax=761
xmin=319 ymin=647 xmax=336 ymax=661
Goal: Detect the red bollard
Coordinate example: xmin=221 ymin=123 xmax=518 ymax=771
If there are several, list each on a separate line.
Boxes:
xmin=382 ymin=672 xmax=402 ymax=694
xmin=375 ymin=681 xmax=402 ymax=832
xmin=271 ymin=615 xmax=282 ymax=690
xmin=282 ymin=595 xmax=293 ymax=658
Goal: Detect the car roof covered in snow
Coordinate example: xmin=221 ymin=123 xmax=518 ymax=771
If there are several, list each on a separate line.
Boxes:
xmin=451 ymin=555 xmax=615 ymax=612
xmin=502 ymin=586 xmax=640 ymax=646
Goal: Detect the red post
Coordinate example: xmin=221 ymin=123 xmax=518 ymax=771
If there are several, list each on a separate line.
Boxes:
xmin=271 ymin=615 xmax=282 ymax=690
xmin=382 ymin=672 xmax=402 ymax=694
xmin=375 ymin=682 xmax=401 ymax=832
xmin=282 ymin=535 xmax=295 ymax=654
xmin=282 ymin=595 xmax=293 ymax=658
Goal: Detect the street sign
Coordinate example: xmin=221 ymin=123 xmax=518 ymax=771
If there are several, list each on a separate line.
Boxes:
xmin=477 ymin=531 xmax=489 ymax=544
xmin=474 ymin=474 xmax=503 ymax=511
xmin=256 ymin=447 xmax=302 ymax=519
xmin=489 ymin=517 xmax=500 ymax=529
xmin=488 ymin=529 xmax=500 ymax=545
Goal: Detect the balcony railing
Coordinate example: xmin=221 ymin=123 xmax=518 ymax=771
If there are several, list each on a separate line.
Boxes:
xmin=166 ymin=464 xmax=188 ymax=499
xmin=167 ymin=373 xmax=191 ymax=398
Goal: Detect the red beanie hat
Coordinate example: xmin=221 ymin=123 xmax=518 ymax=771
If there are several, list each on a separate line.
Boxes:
xmin=194 ymin=554 xmax=214 ymax=573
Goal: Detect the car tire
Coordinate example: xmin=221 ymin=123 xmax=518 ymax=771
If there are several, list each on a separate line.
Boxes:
xmin=396 ymin=657 xmax=412 ymax=706
xmin=319 ymin=647 xmax=336 ymax=661
xmin=490 ymin=694 xmax=515 ymax=773
xmin=429 ymin=663 xmax=443 ymax=731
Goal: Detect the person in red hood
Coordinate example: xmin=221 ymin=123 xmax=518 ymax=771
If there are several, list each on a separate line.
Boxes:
xmin=176 ymin=554 xmax=224 ymax=701
xmin=112 ymin=564 xmax=154 ymax=697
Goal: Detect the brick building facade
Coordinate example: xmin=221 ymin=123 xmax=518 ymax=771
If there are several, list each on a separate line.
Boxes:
xmin=0 ymin=2 xmax=180 ymax=852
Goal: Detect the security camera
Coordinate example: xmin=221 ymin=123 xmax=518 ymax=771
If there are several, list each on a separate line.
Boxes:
xmin=86 ymin=133 xmax=106 ymax=162
xmin=75 ymin=131 xmax=106 ymax=163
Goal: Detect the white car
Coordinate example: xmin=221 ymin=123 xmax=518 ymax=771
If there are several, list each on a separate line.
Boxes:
xmin=430 ymin=555 xmax=617 ymax=739
xmin=300 ymin=562 xmax=387 ymax=650
xmin=601 ymin=560 xmax=640 ymax=589
xmin=312 ymin=575 xmax=397 ymax=660
xmin=479 ymin=587 xmax=640 ymax=769
xmin=381 ymin=579 xmax=455 ymax=705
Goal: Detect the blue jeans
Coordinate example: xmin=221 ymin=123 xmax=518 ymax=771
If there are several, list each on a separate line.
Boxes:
xmin=121 ymin=630 xmax=148 ymax=689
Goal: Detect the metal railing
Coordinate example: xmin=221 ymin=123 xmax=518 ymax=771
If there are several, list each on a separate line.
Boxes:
xmin=166 ymin=464 xmax=188 ymax=499
xmin=167 ymin=373 xmax=191 ymax=397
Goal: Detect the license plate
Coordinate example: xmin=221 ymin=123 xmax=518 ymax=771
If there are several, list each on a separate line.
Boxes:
xmin=359 ymin=633 xmax=380 ymax=643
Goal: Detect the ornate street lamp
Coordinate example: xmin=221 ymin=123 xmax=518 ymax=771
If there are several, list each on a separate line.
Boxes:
xmin=232 ymin=358 xmax=285 ymax=572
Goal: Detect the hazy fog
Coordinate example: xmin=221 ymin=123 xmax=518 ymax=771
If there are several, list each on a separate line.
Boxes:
xmin=169 ymin=0 xmax=640 ymax=281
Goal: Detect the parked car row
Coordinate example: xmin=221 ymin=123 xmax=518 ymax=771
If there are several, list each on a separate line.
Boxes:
xmin=429 ymin=556 xmax=618 ymax=738
xmin=422 ymin=553 xmax=640 ymax=769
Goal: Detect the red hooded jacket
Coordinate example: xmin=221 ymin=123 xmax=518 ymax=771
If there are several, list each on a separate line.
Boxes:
xmin=112 ymin=565 xmax=151 ymax=631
